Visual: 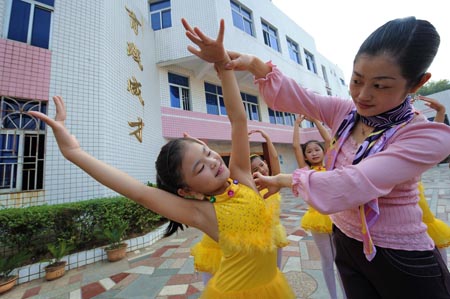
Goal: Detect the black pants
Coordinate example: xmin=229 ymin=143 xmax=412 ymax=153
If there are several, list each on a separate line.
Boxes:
xmin=332 ymin=225 xmax=450 ymax=299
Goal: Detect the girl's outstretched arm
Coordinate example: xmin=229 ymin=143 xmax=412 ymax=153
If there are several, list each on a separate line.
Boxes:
xmin=28 ymin=96 xmax=214 ymax=235
xmin=182 ymin=18 xmax=254 ymax=188
xmin=293 ymin=115 xmax=308 ymax=168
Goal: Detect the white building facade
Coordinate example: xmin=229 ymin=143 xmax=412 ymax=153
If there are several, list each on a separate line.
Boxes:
xmin=0 ymin=0 xmax=350 ymax=208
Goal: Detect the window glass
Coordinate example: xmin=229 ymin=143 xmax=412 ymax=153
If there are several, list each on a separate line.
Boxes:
xmin=150 ymin=0 xmax=171 ymax=30
xmin=7 ymin=0 xmax=54 ymax=49
xmin=151 ymin=13 xmax=161 ymax=30
xmin=230 ymin=0 xmax=253 ymax=36
xmin=8 ymin=0 xmax=31 ymax=43
xmin=31 ymin=7 xmax=51 ymax=48
xmin=170 ymin=86 xmax=181 ymax=108
xmin=206 ymin=93 xmax=219 ymax=115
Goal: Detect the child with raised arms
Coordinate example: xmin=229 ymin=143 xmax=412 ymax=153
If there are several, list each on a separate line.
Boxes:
xmin=29 ymin=18 xmax=294 ymax=299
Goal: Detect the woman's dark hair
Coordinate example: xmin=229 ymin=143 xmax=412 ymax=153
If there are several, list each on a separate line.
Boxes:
xmin=355 ymin=16 xmax=440 ymax=88
xmin=302 ymin=140 xmax=325 ymax=166
xmin=155 ymin=138 xmax=199 ymax=237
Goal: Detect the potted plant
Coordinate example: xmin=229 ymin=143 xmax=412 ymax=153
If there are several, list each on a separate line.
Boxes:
xmin=97 ymin=216 xmax=129 ymax=262
xmin=0 ymin=250 xmax=30 ymax=294
xmin=43 ymin=238 xmax=75 ymax=281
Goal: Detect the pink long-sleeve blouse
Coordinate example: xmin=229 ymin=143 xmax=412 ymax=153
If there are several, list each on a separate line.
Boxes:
xmin=256 ymin=64 xmax=450 ymax=251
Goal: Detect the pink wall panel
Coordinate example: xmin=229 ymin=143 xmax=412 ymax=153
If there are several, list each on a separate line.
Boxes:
xmin=161 ymin=107 xmax=324 ymax=144
xmin=0 ymin=39 xmax=51 ymax=101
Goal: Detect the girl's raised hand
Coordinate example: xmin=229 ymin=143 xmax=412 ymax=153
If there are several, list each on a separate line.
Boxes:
xmin=416 ymin=95 xmax=446 ymax=114
xmin=181 ymin=18 xmax=227 ymax=65
xmin=28 ymin=96 xmax=81 ymax=159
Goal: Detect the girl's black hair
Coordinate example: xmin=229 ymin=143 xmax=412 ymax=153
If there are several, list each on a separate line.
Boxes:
xmin=301 ymin=140 xmax=325 ymax=166
xmin=155 ymin=138 xmax=199 ymax=237
xmin=356 ymin=16 xmax=440 ymax=88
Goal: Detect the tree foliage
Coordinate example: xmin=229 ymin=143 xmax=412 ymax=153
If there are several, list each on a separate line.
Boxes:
xmin=417 ymin=79 xmax=450 ymax=96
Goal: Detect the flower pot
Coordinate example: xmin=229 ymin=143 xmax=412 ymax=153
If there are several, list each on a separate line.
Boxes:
xmin=45 ymin=261 xmax=67 ymax=281
xmin=0 ymin=275 xmax=18 ymax=294
xmin=105 ymin=243 xmax=128 ymax=262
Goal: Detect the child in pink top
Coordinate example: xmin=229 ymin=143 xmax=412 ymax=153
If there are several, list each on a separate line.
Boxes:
xmin=225 ymin=17 xmax=450 ymax=298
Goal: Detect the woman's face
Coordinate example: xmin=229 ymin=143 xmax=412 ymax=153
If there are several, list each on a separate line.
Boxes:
xmin=350 ymin=54 xmax=411 ymax=117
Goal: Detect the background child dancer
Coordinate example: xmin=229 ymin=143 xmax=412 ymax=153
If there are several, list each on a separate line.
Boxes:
xmin=292 ymin=115 xmax=346 ymax=299
xmin=190 ymin=128 xmax=288 ymax=285
xmin=413 ymin=95 xmax=450 ymax=264
xmin=29 ymin=19 xmax=295 ymax=299
xmin=249 ymin=129 xmax=290 ymax=268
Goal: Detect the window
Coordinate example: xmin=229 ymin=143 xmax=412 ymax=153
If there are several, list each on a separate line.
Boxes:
xmin=268 ymin=108 xmax=295 ymax=126
xmin=205 ymin=83 xmax=226 ymax=116
xmin=241 ymin=92 xmax=259 ymax=121
xmin=287 ymin=38 xmax=301 ymax=64
xmin=322 ymin=65 xmax=329 ymax=86
xmin=0 ymin=97 xmax=47 ymax=193
xmin=7 ymin=0 xmax=54 ymax=49
xmin=230 ymin=0 xmax=253 ymax=36
xmin=150 ymin=0 xmax=171 ymax=30
xmin=261 ymin=21 xmax=280 ymax=52
xmin=304 ymin=50 xmax=317 ymax=74
xmin=168 ymin=73 xmax=190 ymax=110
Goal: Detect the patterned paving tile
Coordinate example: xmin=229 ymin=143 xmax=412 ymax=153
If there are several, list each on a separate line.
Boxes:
xmin=81 ymin=282 xmax=105 ymax=299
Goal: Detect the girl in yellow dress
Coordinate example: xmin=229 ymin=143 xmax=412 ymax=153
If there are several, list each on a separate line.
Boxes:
xmin=249 ymin=129 xmax=290 ymax=267
xmin=191 ymin=129 xmax=289 ymax=285
xmin=293 ymin=115 xmax=345 ymax=299
xmin=31 ymin=19 xmax=295 ymax=299
xmin=413 ymin=95 xmax=450 ymax=264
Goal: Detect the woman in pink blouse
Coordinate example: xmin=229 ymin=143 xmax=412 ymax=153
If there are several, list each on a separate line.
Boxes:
xmin=226 ymin=17 xmax=450 ymax=298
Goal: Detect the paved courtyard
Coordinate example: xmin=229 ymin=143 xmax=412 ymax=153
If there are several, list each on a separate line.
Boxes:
xmin=5 ymin=164 xmax=450 ymax=299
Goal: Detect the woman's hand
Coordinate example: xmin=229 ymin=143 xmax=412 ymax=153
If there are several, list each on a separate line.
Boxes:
xmin=253 ymin=172 xmax=281 ymax=198
xmin=225 ymin=51 xmax=255 ymax=71
xmin=28 ymin=96 xmax=81 ymax=159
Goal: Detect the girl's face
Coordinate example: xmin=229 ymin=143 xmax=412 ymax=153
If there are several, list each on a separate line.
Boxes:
xmin=180 ymin=142 xmax=230 ymax=197
xmin=304 ymin=142 xmax=324 ymax=166
xmin=350 ymin=54 xmax=411 ymax=117
xmin=251 ymin=156 xmax=269 ymax=176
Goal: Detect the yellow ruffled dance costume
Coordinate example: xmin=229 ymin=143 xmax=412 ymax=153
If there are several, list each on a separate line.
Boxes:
xmin=418 ymin=181 xmax=450 ymax=248
xmin=261 ymin=189 xmax=290 ymax=248
xmin=200 ymin=179 xmax=295 ymax=299
xmin=191 ymin=190 xmax=289 ymax=276
xmin=300 ymin=166 xmax=333 ymax=233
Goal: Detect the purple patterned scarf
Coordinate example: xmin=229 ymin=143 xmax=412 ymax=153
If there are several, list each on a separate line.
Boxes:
xmin=325 ymin=96 xmax=414 ymax=261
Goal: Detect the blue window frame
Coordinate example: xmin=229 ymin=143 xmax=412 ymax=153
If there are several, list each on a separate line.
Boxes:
xmin=7 ymin=0 xmax=54 ymax=49
xmin=304 ymin=49 xmax=317 ymax=74
xmin=205 ymin=83 xmax=226 ymax=116
xmin=261 ymin=21 xmax=280 ymax=52
xmin=230 ymin=0 xmax=253 ymax=36
xmin=150 ymin=0 xmax=171 ymax=30
xmin=1 ymin=97 xmax=47 ymax=193
xmin=268 ymin=108 xmax=295 ymax=126
xmin=241 ymin=92 xmax=259 ymax=121
xmin=287 ymin=38 xmax=301 ymax=64
xmin=168 ymin=73 xmax=190 ymax=110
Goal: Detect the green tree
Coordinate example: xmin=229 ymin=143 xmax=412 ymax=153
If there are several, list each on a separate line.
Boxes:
xmin=417 ymin=79 xmax=450 ymax=96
